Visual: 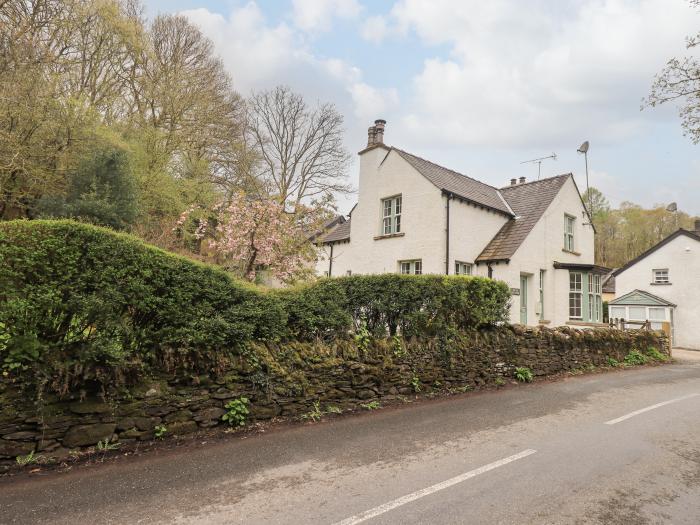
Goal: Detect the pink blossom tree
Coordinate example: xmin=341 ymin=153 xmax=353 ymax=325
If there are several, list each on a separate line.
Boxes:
xmin=175 ymin=193 xmax=332 ymax=283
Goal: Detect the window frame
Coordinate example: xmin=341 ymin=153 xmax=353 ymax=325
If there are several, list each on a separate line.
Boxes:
xmin=652 ymin=268 xmax=669 ymax=284
xmin=381 ymin=195 xmax=402 ymax=235
xmin=564 ymin=214 xmax=576 ymax=252
xmin=569 ymin=271 xmax=582 ymax=320
xmin=399 ymin=259 xmax=422 ymax=275
xmin=455 ymin=261 xmax=473 ymax=275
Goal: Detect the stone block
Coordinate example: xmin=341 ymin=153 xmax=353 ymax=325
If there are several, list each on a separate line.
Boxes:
xmin=62 ymin=423 xmax=116 ymax=448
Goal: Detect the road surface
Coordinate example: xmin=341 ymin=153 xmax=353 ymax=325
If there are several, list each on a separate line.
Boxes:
xmin=2 ymin=350 xmax=700 ymax=524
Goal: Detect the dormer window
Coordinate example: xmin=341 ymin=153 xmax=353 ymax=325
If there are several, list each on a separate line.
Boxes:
xmin=382 ymin=195 xmax=402 ymax=235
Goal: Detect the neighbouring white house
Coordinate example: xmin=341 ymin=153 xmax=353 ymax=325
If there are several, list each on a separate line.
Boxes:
xmin=316 ymin=119 xmax=608 ymax=327
xmin=611 ymin=225 xmax=700 ymax=349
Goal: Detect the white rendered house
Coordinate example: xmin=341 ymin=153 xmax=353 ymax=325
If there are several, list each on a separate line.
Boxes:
xmin=317 ymin=120 xmax=606 ymax=327
xmin=612 ymin=226 xmax=700 ymax=349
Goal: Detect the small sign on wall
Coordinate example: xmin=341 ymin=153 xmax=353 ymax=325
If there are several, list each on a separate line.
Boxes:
xmin=510 ymin=288 xmax=520 ymax=296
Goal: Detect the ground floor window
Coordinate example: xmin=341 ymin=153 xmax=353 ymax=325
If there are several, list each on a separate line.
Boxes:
xmin=455 ymin=261 xmax=472 ymax=275
xmin=609 ymin=305 xmax=670 ymax=330
xmin=399 ymin=259 xmax=422 ymax=275
xmin=569 ymin=272 xmax=582 ymax=319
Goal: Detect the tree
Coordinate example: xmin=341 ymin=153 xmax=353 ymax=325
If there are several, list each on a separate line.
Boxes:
xmin=247 ymin=86 xmax=352 ymax=211
xmin=646 ymin=0 xmax=700 ymax=142
xmin=582 ymin=187 xmax=610 ymax=221
xmin=174 ymin=194 xmax=332 ymax=283
xmin=37 ymin=144 xmax=138 ymax=230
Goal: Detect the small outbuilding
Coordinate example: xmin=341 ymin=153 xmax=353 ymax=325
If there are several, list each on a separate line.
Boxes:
xmin=613 ymin=225 xmax=700 ymax=350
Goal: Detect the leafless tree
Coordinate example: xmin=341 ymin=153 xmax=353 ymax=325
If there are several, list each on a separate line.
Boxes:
xmin=247 ymin=86 xmax=352 ymax=211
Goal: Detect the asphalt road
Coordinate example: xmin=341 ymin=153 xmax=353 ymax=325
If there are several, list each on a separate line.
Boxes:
xmin=2 ymin=351 xmax=700 ymax=525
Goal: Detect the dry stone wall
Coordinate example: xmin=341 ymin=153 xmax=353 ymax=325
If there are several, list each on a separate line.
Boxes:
xmin=0 ymin=326 xmax=668 ymax=470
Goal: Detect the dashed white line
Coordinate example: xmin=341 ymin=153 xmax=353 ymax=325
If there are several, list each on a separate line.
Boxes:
xmin=604 ymin=393 xmax=700 ymax=425
xmin=331 ymin=449 xmax=537 ymax=525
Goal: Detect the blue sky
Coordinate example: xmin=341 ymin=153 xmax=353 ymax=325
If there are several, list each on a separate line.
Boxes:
xmin=144 ymin=0 xmax=700 ymax=215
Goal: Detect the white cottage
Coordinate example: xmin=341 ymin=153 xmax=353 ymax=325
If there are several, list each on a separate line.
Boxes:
xmin=317 ymin=120 xmax=605 ymax=327
xmin=612 ymin=225 xmax=700 ymax=349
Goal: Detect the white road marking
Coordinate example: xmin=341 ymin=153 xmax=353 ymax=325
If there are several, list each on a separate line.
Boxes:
xmin=604 ymin=393 xmax=700 ymax=425
xmin=331 ymin=449 xmax=537 ymax=525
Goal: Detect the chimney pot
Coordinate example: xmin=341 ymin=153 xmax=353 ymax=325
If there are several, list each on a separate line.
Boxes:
xmin=694 ymin=219 xmax=700 ymax=233
xmin=510 ymin=178 xmax=517 ymax=186
xmin=519 ymin=176 xmax=526 ymax=184
xmin=373 ymin=119 xmax=386 ymax=144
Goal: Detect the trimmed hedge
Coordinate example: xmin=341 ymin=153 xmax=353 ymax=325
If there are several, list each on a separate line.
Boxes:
xmin=280 ymin=275 xmax=511 ymax=340
xmin=0 ymin=220 xmax=511 ymax=394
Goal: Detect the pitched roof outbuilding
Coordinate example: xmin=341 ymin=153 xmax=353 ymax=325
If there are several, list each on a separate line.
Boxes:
xmin=476 ymin=174 xmax=571 ymax=262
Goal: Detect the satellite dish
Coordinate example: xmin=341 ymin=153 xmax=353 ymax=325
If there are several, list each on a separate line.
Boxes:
xmin=577 ymin=141 xmax=589 ymax=154
xmin=666 ymin=202 xmax=678 ymax=212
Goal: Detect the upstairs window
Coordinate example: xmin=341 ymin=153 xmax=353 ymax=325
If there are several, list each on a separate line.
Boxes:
xmin=382 ymin=195 xmax=402 ymax=235
xmin=455 ymin=261 xmax=472 ymax=275
xmin=399 ymin=259 xmax=422 ymax=275
xmin=652 ymin=269 xmax=669 ymax=284
xmin=564 ymin=214 xmax=575 ymax=251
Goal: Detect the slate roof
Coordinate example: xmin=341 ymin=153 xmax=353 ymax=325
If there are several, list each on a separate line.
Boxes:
xmin=322 ymin=218 xmax=351 ymax=243
xmin=393 ymin=149 xmax=513 ymax=216
xmin=476 ymin=174 xmax=571 ymax=262
xmin=609 ymin=289 xmax=676 ymax=307
xmin=602 ymin=271 xmax=616 ymax=294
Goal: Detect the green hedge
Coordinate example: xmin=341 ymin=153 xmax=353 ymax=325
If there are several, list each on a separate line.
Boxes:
xmin=278 ymin=275 xmax=511 ymax=340
xmin=0 ymin=220 xmax=285 ymax=391
xmin=0 ymin=220 xmax=511 ymax=393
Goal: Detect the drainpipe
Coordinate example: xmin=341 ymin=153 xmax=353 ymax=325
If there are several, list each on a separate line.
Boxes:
xmin=445 ymin=193 xmax=451 ymax=275
xmin=328 ymin=244 xmax=334 ymax=277
xmin=488 ymin=263 xmax=493 ymax=279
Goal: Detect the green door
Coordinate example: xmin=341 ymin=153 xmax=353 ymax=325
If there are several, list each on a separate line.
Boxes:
xmin=520 ymin=275 xmax=528 ymax=325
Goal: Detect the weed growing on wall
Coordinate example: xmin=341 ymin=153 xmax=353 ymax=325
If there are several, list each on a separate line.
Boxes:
xmin=514 ymin=367 xmax=533 ymax=382
xmin=222 ymin=398 xmax=250 ymax=427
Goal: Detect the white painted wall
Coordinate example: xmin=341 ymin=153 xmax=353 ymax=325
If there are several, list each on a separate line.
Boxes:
xmin=338 ymin=148 xmax=449 ymax=275
xmin=487 ymin=177 xmax=595 ymax=325
xmin=449 ymin=198 xmax=510 ymax=274
xmin=614 ymin=233 xmax=700 ymax=349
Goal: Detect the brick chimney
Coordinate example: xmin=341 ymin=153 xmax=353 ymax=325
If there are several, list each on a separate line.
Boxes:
xmin=510 ymin=178 xmax=517 ymax=186
xmin=367 ymin=126 xmax=376 ymax=147
xmin=374 ymin=119 xmax=386 ymax=144
xmin=519 ymin=176 xmax=526 ymax=184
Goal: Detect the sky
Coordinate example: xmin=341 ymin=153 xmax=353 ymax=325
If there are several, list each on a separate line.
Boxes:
xmin=143 ymin=0 xmax=700 ymax=215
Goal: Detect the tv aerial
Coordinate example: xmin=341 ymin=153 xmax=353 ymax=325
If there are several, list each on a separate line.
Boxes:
xmin=520 ymin=153 xmax=557 ymax=180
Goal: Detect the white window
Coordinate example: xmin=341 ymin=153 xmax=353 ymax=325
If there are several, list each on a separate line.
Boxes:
xmin=399 ymin=260 xmax=422 ymax=275
xmin=652 ymin=269 xmax=669 ymax=284
xmin=648 ymin=307 xmax=666 ymax=330
xmin=455 ymin=261 xmax=472 ymax=275
xmin=628 ymin=306 xmax=646 ymax=321
xmin=569 ymin=272 xmax=582 ymax=319
xmin=382 ymin=195 xmax=402 ymax=235
xmin=564 ymin=215 xmax=575 ymax=251
xmin=610 ymin=306 xmax=626 ymax=320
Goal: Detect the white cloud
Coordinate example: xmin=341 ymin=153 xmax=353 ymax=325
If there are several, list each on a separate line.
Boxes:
xmin=349 ymin=83 xmax=400 ymax=121
xmin=291 ymin=0 xmax=362 ymax=32
xmin=360 ymin=15 xmax=389 ymax=44
xmin=385 ymin=0 xmax=699 ymax=148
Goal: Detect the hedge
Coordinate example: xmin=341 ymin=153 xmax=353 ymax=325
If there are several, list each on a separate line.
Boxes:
xmin=279 ymin=275 xmax=511 ymax=340
xmin=0 ymin=220 xmax=511 ymax=394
